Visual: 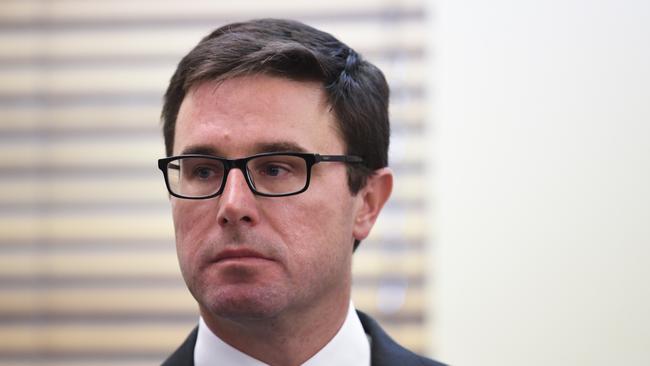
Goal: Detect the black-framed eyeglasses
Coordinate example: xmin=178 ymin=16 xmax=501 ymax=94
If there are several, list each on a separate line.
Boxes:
xmin=158 ymin=152 xmax=363 ymax=199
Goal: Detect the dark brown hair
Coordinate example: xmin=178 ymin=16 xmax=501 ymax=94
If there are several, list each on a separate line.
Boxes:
xmin=161 ymin=18 xmax=390 ymax=194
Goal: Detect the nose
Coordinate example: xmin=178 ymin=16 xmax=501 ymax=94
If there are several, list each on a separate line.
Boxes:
xmin=216 ymin=168 xmax=260 ymax=226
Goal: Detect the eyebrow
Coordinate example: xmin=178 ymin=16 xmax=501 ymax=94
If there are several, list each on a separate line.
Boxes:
xmin=180 ymin=145 xmax=219 ymax=155
xmin=255 ymin=142 xmax=308 ymax=154
xmin=180 ymin=141 xmax=309 ymax=157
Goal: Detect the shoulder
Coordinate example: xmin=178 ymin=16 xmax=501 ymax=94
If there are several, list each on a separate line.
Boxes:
xmin=161 ymin=326 xmax=198 ymax=366
xmin=356 ymin=310 xmax=447 ymax=366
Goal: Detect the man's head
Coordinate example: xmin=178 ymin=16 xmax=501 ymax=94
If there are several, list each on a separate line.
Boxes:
xmin=162 ymin=18 xmax=390 ymax=194
xmin=159 ymin=19 xmax=392 ymax=325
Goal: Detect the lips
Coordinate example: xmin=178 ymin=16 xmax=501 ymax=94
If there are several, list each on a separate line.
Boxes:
xmin=214 ymin=248 xmax=272 ymax=263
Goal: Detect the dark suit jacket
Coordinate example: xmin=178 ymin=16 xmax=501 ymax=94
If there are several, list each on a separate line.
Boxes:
xmin=162 ymin=310 xmax=446 ymax=366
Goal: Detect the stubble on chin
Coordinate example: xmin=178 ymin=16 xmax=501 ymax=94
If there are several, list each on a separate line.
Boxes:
xmin=197 ymin=277 xmax=291 ymax=321
xmin=187 ymin=246 xmax=292 ymax=321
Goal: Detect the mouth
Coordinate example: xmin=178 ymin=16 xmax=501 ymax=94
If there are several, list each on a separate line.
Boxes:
xmin=214 ymin=249 xmax=273 ymax=263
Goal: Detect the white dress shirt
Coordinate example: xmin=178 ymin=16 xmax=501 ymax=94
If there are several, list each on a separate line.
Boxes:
xmin=194 ymin=301 xmax=371 ymax=366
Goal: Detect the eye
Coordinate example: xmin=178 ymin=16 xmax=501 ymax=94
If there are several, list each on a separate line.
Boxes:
xmin=192 ymin=166 xmax=219 ymax=180
xmin=259 ymin=163 xmax=290 ymax=177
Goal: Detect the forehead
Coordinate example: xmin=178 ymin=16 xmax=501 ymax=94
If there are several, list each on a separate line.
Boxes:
xmin=173 ymin=75 xmax=344 ymax=157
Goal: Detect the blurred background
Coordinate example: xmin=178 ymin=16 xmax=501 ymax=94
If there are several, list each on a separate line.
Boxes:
xmin=0 ymin=0 xmax=648 ymax=366
xmin=0 ymin=1 xmax=431 ymax=365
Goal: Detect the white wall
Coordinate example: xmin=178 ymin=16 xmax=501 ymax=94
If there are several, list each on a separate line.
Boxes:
xmin=428 ymin=1 xmax=650 ymax=365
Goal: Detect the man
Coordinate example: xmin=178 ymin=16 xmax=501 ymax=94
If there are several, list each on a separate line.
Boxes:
xmin=158 ymin=18 xmax=445 ymax=366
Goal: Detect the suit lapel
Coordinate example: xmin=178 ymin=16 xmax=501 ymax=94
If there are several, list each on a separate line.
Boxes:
xmin=357 ymin=310 xmax=441 ymax=366
xmin=161 ymin=326 xmax=198 ymax=366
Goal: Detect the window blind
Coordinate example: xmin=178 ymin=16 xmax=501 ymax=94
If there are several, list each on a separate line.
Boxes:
xmin=0 ymin=1 xmax=432 ymax=364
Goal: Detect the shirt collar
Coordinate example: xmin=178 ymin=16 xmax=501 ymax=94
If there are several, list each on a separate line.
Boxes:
xmin=194 ymin=301 xmax=370 ymax=366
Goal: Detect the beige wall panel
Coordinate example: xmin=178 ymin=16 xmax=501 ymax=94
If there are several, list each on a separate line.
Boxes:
xmin=353 ymin=285 xmax=426 ymax=314
xmin=370 ymin=211 xmax=426 ymax=241
xmin=0 ymin=214 xmax=173 ymax=242
xmin=0 ymin=105 xmax=160 ymax=129
xmin=0 ymin=0 xmax=422 ymax=22
xmin=0 ymin=252 xmax=179 ymax=278
xmin=0 ymin=288 xmax=194 ymax=316
xmin=0 ymin=178 xmax=168 ymax=205
xmin=354 ymin=250 xmax=426 ymax=278
xmin=0 ymin=67 xmax=174 ymax=96
xmin=0 ymin=362 xmax=157 ymax=366
xmin=0 ymin=324 xmax=194 ymax=353
xmin=0 ymin=140 xmax=164 ymax=169
xmin=0 ymin=1 xmax=40 ymax=21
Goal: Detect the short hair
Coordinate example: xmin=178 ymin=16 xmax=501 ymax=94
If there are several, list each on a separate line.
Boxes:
xmin=161 ymin=18 xmax=390 ymax=194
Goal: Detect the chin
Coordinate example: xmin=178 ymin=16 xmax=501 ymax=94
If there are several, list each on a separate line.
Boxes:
xmin=199 ymin=284 xmax=288 ymax=320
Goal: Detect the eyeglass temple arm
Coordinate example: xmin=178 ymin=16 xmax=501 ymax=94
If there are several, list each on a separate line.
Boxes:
xmin=317 ymin=154 xmax=363 ymax=163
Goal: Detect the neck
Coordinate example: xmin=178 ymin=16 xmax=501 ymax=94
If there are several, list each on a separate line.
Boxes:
xmin=201 ymin=293 xmax=351 ymax=366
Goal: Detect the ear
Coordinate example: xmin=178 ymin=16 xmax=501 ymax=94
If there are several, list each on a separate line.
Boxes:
xmin=352 ymin=168 xmax=393 ymax=241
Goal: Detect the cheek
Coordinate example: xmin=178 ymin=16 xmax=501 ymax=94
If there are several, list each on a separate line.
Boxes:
xmin=172 ymin=199 xmax=214 ymax=235
xmin=171 ymin=200 xmax=215 ymax=265
xmin=270 ymin=191 xmax=355 ymax=272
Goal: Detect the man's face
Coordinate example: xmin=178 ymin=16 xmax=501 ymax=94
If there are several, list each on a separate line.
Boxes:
xmin=171 ymin=75 xmax=365 ymax=321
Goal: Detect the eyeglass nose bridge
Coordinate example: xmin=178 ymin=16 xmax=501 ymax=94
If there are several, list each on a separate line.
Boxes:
xmin=218 ymin=157 xmax=256 ymax=194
